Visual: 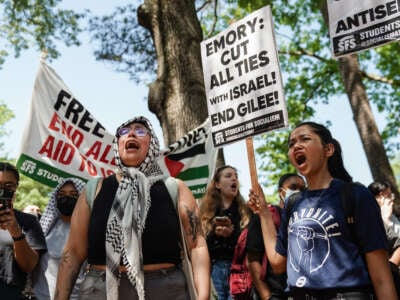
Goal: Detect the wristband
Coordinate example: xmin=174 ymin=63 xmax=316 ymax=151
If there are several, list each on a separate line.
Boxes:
xmin=12 ymin=232 xmax=26 ymax=241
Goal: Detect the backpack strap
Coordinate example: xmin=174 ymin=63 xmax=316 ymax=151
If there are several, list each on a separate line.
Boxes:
xmin=164 ymin=177 xmax=179 ymax=209
xmin=340 ymin=182 xmax=355 ymax=225
xmin=85 ymin=177 xmax=102 ymax=211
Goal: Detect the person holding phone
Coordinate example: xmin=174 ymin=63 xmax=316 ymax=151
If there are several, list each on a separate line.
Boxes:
xmin=200 ymin=165 xmax=251 ymax=300
xmin=0 ymin=162 xmax=47 ymax=299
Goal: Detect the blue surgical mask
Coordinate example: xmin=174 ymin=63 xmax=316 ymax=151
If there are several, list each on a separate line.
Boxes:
xmin=283 ymin=188 xmax=300 ymax=203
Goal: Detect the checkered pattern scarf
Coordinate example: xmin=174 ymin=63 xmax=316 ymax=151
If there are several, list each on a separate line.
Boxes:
xmin=106 ymin=116 xmax=165 ymax=300
xmin=40 ymin=177 xmax=86 ymax=236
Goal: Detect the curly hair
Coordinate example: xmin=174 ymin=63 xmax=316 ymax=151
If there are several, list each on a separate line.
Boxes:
xmin=199 ymin=165 xmax=251 ymax=235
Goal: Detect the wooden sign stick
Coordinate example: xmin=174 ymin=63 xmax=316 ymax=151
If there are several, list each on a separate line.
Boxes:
xmin=246 ymin=137 xmax=258 ymax=191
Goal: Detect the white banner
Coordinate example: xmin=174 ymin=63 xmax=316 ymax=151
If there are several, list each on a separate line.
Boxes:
xmin=200 ymin=5 xmax=288 ymax=147
xmin=328 ymin=0 xmax=400 ymax=57
xmin=17 ymin=61 xmax=217 ymax=199
xmin=17 ymin=60 xmax=115 ymax=186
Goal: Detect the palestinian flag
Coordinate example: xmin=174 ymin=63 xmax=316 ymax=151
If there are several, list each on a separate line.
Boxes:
xmin=158 ymin=119 xmax=217 ymax=200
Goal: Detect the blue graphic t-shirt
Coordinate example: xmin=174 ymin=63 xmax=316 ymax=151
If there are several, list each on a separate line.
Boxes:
xmin=276 ymin=179 xmax=387 ymax=290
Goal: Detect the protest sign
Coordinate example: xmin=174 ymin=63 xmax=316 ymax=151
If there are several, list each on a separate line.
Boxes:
xmin=200 ymin=5 xmax=288 ymax=147
xmin=16 ymin=61 xmax=216 ymax=199
xmin=328 ymin=0 xmax=400 ymax=58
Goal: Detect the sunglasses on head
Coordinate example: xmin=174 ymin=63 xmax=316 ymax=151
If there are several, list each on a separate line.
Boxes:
xmin=117 ymin=125 xmax=149 ymax=137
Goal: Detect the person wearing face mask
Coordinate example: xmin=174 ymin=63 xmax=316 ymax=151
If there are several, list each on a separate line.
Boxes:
xmin=33 ymin=178 xmax=86 ymax=300
xmin=246 ymin=173 xmax=305 ymax=300
xmin=277 ymin=173 xmax=306 ymax=209
xmin=0 ymin=162 xmax=47 ymax=299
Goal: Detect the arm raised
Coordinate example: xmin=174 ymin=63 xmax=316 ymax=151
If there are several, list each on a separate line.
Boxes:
xmin=248 ymin=186 xmax=286 ymax=274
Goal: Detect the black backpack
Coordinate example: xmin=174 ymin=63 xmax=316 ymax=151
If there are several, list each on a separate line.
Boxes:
xmin=286 ymin=182 xmax=400 ymax=295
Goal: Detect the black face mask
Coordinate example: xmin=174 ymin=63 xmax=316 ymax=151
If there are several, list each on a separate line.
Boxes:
xmin=0 ymin=188 xmax=14 ymax=210
xmin=56 ymin=196 xmax=78 ymax=216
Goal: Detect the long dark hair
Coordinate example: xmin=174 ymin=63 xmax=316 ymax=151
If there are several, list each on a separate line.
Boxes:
xmin=200 ymin=165 xmax=250 ymax=234
xmin=294 ymin=122 xmax=352 ymax=182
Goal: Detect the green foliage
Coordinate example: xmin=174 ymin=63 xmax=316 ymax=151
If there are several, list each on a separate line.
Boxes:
xmin=14 ymin=173 xmax=52 ymax=211
xmin=88 ymin=4 xmax=156 ymax=83
xmin=0 ymin=100 xmax=15 ymax=155
xmin=87 ymin=0 xmax=400 ymax=187
xmin=0 ymin=0 xmax=84 ymax=67
xmin=232 ymin=0 xmax=400 ymax=183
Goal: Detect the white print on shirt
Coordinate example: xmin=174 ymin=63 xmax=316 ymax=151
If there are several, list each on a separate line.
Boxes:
xmin=287 ymin=207 xmax=341 ymax=282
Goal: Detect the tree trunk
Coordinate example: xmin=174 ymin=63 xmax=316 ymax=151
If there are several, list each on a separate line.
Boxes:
xmin=137 ymin=1 xmax=207 ymax=144
xmin=137 ymin=0 xmax=225 ymax=167
xmin=320 ymin=2 xmax=400 ymax=213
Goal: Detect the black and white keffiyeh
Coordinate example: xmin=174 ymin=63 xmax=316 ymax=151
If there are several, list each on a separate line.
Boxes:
xmin=106 ymin=116 xmax=165 ymax=300
xmin=40 ymin=177 xmax=86 ymax=236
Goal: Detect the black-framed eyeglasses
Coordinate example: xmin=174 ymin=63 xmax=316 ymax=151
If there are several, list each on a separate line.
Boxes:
xmin=117 ymin=125 xmax=149 ymax=138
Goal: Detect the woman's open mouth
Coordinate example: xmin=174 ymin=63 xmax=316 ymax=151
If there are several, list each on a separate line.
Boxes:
xmin=295 ymin=154 xmax=306 ymax=167
xmin=125 ymin=140 xmax=139 ymax=150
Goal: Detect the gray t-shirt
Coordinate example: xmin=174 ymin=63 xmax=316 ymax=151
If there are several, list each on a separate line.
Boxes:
xmin=0 ymin=210 xmax=47 ymax=289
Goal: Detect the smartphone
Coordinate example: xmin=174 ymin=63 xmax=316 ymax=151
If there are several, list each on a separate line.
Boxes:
xmin=0 ymin=189 xmax=13 ymax=210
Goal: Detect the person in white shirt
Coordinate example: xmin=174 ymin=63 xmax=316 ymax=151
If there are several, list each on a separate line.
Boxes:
xmin=368 ymin=181 xmax=400 ymax=236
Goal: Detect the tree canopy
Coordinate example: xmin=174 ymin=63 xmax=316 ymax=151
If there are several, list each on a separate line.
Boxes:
xmin=0 ymin=0 xmax=84 ymax=67
xmin=0 ymin=102 xmax=51 ymax=210
xmin=0 ymin=100 xmax=14 ymax=154
xmin=87 ymin=1 xmax=399 ymax=189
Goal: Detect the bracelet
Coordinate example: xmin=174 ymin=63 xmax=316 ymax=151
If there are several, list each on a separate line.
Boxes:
xmin=12 ymin=232 xmax=26 ymax=241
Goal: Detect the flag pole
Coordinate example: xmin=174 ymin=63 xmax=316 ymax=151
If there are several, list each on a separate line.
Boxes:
xmin=246 ymin=137 xmax=258 ymax=191
xmin=40 ymin=50 xmax=48 ymax=62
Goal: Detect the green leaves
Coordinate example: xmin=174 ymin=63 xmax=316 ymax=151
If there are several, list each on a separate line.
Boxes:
xmin=0 ymin=0 xmax=84 ymax=66
xmin=0 ymin=100 xmax=14 ymax=154
xmin=232 ymin=0 xmax=400 ymax=184
xmin=88 ymin=4 xmax=156 ymax=83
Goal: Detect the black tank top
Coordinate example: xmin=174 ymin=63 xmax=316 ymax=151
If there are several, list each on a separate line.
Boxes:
xmin=87 ymin=175 xmax=181 ymax=265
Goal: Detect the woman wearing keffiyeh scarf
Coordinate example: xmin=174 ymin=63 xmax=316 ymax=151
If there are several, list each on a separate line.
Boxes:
xmin=34 ymin=178 xmax=86 ymax=300
xmin=54 ymin=116 xmax=211 ymax=300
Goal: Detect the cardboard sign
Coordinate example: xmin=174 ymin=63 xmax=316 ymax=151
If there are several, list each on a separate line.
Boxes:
xmin=328 ymin=0 xmax=400 ymax=57
xmin=201 ymin=5 xmax=288 ymax=147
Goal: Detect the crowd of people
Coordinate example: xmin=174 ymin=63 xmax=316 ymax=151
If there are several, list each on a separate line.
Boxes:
xmin=0 ymin=118 xmax=399 ymax=300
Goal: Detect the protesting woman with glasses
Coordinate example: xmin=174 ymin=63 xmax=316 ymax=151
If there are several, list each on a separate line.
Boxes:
xmin=200 ymin=165 xmax=251 ymax=300
xmin=0 ymin=162 xmax=47 ymax=299
xmin=248 ymin=122 xmax=398 ymax=299
xmin=54 ymin=116 xmax=210 ymax=300
xmin=34 ymin=177 xmax=86 ymax=300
